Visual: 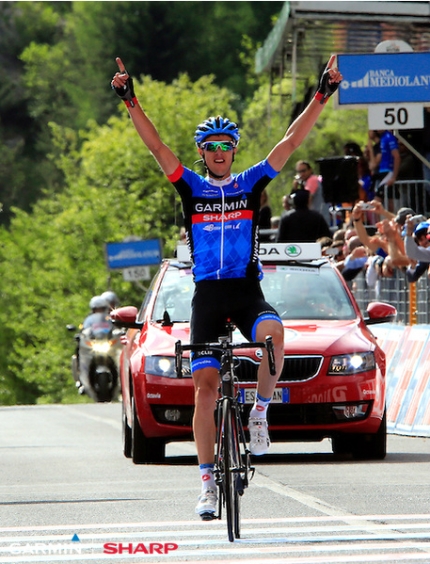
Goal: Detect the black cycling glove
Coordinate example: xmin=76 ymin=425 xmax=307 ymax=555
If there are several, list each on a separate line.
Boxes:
xmin=315 ymin=64 xmax=339 ymax=105
xmin=112 ymin=74 xmax=137 ymax=108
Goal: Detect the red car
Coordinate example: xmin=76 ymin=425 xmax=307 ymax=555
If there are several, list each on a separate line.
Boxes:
xmin=112 ymin=243 xmax=396 ymax=464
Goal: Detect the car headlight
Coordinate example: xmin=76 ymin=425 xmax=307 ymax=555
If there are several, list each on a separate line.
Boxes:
xmin=328 ymin=352 xmax=375 ymax=375
xmin=145 ymin=356 xmax=191 ymax=378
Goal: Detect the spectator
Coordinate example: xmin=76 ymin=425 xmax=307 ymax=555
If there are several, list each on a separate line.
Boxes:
xmin=404 ymin=215 xmax=430 ymax=265
xmin=323 ymin=230 xmax=346 ymax=266
xmin=179 ymin=226 xmax=187 ymax=244
xmin=258 ymin=190 xmax=273 ymax=242
xmin=339 ymin=235 xmax=368 ymax=282
xmin=350 ymin=200 xmax=411 ymax=271
xmin=366 ymin=130 xmax=381 ymax=178
xmin=422 ymin=108 xmax=430 ymax=183
xmin=276 ymin=189 xmax=331 ymax=243
xmin=332 ymin=228 xmax=346 ymax=244
xmin=292 ymin=160 xmax=330 ymax=224
xmin=394 ymin=205 xmax=415 ymax=226
xmin=358 ymin=155 xmax=373 ymax=203
xmin=281 ymin=194 xmax=290 ymax=217
xmin=365 ymin=130 xmax=382 ymax=201
xmin=404 ymin=220 xmax=430 ymax=283
xmin=397 ymin=141 xmax=422 ymax=181
xmin=343 ymin=142 xmax=362 ymax=157
xmin=317 ymin=236 xmax=333 ymax=255
xmin=374 ymin=130 xmax=401 ymax=212
xmin=271 ymin=216 xmax=280 ymax=230
xmin=258 ymin=189 xmax=272 ymax=229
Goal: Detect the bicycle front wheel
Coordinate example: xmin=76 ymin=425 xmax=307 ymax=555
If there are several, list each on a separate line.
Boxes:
xmin=220 ymin=397 xmax=242 ymax=542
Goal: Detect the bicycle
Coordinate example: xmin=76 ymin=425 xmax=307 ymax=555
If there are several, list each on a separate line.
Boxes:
xmin=175 ymin=321 xmax=276 ymax=542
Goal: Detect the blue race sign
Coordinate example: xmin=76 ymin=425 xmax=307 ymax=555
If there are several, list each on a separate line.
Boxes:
xmin=105 ymin=239 xmax=162 ymax=269
xmin=337 ymin=52 xmax=430 ymax=106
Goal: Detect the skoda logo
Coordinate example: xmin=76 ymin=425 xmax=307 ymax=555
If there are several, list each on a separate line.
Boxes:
xmin=284 ymin=244 xmax=302 ymax=258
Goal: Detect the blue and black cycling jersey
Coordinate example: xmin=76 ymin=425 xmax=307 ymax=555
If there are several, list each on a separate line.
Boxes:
xmin=167 ymin=160 xmax=279 ymax=282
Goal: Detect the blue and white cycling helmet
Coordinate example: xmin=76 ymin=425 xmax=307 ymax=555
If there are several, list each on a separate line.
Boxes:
xmin=194 ymin=115 xmax=240 ymax=146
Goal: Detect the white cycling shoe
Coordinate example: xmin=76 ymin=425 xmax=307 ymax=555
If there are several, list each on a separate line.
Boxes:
xmin=195 ymin=488 xmax=218 ymax=520
xmin=248 ymin=417 xmax=270 ymax=456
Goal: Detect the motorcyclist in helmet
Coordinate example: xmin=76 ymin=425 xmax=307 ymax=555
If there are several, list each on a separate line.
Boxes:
xmin=100 ymin=291 xmax=120 ymax=311
xmin=83 ymin=296 xmax=110 ymax=328
xmin=73 ymin=296 xmax=110 ymax=378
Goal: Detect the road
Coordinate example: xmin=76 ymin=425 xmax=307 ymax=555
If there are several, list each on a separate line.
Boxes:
xmin=0 ymin=403 xmax=429 ymax=563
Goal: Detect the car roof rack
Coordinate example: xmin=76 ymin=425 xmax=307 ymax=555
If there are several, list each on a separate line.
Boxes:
xmin=175 ymin=243 xmax=322 ymax=263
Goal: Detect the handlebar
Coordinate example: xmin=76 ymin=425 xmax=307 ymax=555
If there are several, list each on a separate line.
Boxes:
xmin=175 ymin=335 xmax=276 ymax=378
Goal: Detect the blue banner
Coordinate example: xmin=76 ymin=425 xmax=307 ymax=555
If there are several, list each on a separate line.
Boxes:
xmin=105 ymin=239 xmax=162 ymax=269
xmin=337 ymin=52 xmax=430 ymax=105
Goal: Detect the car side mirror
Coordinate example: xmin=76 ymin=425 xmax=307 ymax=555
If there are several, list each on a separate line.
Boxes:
xmin=364 ymin=302 xmax=397 ymax=325
xmin=110 ymin=306 xmax=142 ymax=329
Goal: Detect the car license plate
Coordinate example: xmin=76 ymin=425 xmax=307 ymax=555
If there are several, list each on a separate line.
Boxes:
xmin=239 ymin=388 xmax=289 ymax=404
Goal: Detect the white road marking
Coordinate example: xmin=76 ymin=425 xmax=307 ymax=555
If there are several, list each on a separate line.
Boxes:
xmin=1 ymin=515 xmax=430 ymax=562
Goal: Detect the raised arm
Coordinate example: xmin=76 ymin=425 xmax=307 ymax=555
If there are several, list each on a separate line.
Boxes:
xmin=267 ymin=55 xmax=342 ymax=172
xmin=111 ymin=57 xmax=180 ymax=176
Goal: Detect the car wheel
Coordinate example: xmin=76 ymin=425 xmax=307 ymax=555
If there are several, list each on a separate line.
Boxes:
xmin=354 ymin=409 xmax=387 ymax=461
xmin=122 ymin=400 xmax=132 ymax=459
xmin=131 ymin=396 xmax=166 ymax=464
xmin=332 ymin=410 xmax=387 ymax=460
xmin=331 ymin=434 xmax=350 ymax=456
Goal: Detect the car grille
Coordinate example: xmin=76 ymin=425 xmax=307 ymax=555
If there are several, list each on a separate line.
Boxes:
xmin=235 ymin=355 xmax=323 ymax=383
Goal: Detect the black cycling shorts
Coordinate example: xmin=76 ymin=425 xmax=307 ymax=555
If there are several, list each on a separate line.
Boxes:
xmin=190 ymin=278 xmax=282 ymax=372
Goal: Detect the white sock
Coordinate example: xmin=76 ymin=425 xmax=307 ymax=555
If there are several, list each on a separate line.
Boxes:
xmin=249 ymin=392 xmax=271 ymax=419
xmin=199 ymin=463 xmax=216 ymax=491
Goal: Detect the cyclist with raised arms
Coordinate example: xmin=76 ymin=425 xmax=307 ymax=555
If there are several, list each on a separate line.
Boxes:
xmin=111 ymin=57 xmax=342 ymax=519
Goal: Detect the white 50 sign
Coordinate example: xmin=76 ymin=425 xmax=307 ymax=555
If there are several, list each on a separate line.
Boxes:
xmin=368 ymin=103 xmax=424 ymax=130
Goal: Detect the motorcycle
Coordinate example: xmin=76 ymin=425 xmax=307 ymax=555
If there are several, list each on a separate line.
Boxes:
xmin=67 ymin=313 xmax=122 ymax=402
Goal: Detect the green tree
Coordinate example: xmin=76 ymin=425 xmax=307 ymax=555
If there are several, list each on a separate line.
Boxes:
xmin=0 ymin=73 xmax=238 ymax=405
xmin=1 ymin=2 xmax=282 ymax=226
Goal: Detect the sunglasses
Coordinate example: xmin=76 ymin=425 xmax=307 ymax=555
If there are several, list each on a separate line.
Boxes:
xmin=296 ymin=169 xmax=308 ymax=173
xmin=200 ymin=141 xmax=236 ymax=152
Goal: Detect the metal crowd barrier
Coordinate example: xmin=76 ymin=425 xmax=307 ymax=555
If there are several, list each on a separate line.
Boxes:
xmin=378 ymin=179 xmax=430 ymax=217
xmin=351 ymin=267 xmax=430 ymax=326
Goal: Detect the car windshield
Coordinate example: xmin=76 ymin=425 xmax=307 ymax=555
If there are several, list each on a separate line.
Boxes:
xmin=152 ymin=267 xmax=194 ymax=322
xmin=151 ymin=264 xmax=356 ymax=322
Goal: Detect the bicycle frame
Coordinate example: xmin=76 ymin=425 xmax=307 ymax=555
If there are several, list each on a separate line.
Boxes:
xmin=175 ymin=322 xmax=275 ymax=542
